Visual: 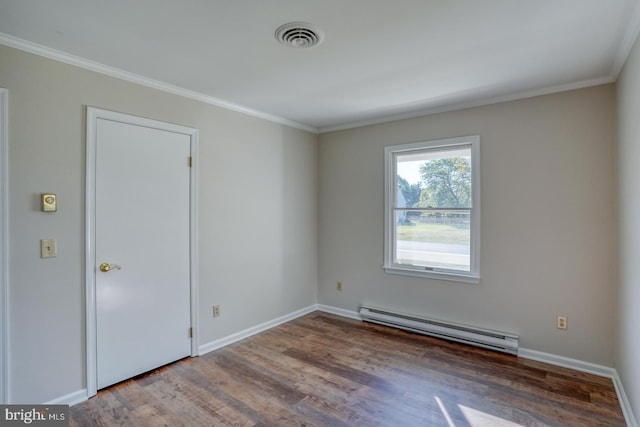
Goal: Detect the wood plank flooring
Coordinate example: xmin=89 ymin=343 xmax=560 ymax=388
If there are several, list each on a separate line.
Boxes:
xmin=70 ymin=312 xmax=626 ymax=426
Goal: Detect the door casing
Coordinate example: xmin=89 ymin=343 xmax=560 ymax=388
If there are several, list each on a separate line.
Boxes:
xmin=0 ymin=89 xmax=8 ymax=404
xmin=85 ymin=107 xmax=199 ymax=398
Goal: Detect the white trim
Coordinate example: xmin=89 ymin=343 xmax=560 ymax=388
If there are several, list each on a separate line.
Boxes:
xmin=0 ymin=33 xmax=317 ymax=134
xmin=51 ymin=303 xmax=639 ymax=425
xmin=319 ymin=76 xmax=615 ymax=133
xmin=518 ymin=348 xmax=637 ymax=427
xmin=316 ymin=304 xmax=361 ymax=320
xmin=318 ymin=304 xmax=637 ymax=427
xmin=611 ymin=0 xmax=640 ymax=77
xmin=198 ymin=305 xmax=316 ymax=356
xmin=0 ymin=33 xmax=623 ymax=137
xmin=0 ymin=88 xmax=8 ymax=404
xmin=85 ymin=108 xmax=97 ymax=397
xmin=517 ymin=348 xmax=614 ymax=378
xmin=612 ymin=371 xmax=639 ymax=427
xmin=383 ymin=135 xmax=480 ymax=283
xmin=381 ymin=266 xmax=481 ymax=284
xmin=85 ymin=107 xmax=199 ymax=397
xmin=45 ymin=389 xmax=88 ymax=407
xmin=189 ymin=133 xmax=200 ymax=357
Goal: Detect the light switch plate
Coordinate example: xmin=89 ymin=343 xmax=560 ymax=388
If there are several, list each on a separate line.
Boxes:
xmin=40 ymin=238 xmax=57 ymax=258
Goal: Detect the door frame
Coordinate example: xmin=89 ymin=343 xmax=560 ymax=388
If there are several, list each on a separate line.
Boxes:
xmin=85 ymin=107 xmax=199 ymax=397
xmin=0 ymin=89 xmax=8 ymax=403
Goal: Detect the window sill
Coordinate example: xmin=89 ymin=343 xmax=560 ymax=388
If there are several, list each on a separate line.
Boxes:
xmin=382 ymin=265 xmax=480 ymax=284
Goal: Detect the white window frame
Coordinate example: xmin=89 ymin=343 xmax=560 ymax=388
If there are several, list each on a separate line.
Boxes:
xmin=383 ymin=135 xmax=480 ymax=283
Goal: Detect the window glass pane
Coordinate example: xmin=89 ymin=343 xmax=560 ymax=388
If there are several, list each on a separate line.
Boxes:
xmin=396 ymin=147 xmax=472 ymax=209
xmin=394 ymin=210 xmax=470 ymax=271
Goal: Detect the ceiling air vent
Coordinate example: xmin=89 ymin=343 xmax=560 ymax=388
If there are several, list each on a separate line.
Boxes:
xmin=275 ymin=22 xmax=324 ymax=48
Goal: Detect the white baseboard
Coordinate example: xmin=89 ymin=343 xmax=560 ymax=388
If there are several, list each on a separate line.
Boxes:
xmin=612 ymin=370 xmax=639 ymax=427
xmin=46 ymin=389 xmax=87 ymax=406
xmin=518 ymin=348 xmax=637 ymax=427
xmin=316 ymin=304 xmax=361 ymax=320
xmin=51 ymin=304 xmax=638 ymax=426
xmin=198 ymin=304 xmax=317 ymax=356
xmin=517 ymin=348 xmax=615 ymax=378
xmin=319 ymin=304 xmax=637 ymax=427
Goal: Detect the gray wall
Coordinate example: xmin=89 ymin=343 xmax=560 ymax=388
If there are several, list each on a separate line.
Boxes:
xmin=318 ymin=85 xmax=617 ymax=365
xmin=616 ymin=30 xmax=640 ymax=420
xmin=1 ymin=38 xmax=632 ymax=409
xmin=0 ymin=44 xmax=318 ymax=403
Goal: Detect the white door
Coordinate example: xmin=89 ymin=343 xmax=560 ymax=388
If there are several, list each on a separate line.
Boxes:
xmin=94 ymin=115 xmax=192 ymax=389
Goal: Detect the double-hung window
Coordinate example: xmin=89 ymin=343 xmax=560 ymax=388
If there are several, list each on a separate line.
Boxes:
xmin=383 ymin=135 xmax=480 ymax=283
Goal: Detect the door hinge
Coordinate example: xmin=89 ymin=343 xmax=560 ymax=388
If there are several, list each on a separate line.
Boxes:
xmin=188 ymin=156 xmax=192 ymax=168
xmin=189 ymin=327 xmax=193 ymax=338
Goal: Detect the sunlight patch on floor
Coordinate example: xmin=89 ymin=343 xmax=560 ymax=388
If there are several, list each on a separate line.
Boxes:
xmin=435 ymin=396 xmax=525 ymax=427
xmin=434 ymin=396 xmax=457 ymax=427
xmin=459 ymin=404 xmax=524 ymax=427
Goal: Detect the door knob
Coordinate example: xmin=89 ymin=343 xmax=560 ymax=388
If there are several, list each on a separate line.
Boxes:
xmin=99 ymin=263 xmax=122 ymax=272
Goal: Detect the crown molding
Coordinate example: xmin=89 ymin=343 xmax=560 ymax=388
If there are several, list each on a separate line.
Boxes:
xmin=0 ymin=33 xmax=318 ymax=134
xmin=0 ymin=25 xmax=633 ymax=136
xmin=611 ymin=0 xmax=640 ymax=77
xmin=319 ymin=76 xmax=616 ymax=133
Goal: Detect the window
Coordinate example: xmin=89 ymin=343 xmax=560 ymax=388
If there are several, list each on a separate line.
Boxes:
xmin=383 ymin=135 xmax=480 ymax=283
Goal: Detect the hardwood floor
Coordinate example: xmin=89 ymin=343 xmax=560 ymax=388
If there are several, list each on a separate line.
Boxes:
xmin=70 ymin=312 xmax=626 ymax=426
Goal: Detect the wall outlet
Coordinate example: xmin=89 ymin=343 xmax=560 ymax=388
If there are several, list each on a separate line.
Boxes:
xmin=337 ymin=281 xmax=343 ymax=291
xmin=213 ymin=305 xmax=220 ymax=317
xmin=557 ymin=316 xmax=567 ymax=330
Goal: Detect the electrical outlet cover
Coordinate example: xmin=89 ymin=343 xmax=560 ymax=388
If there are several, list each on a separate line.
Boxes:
xmin=40 ymin=238 xmax=57 ymax=258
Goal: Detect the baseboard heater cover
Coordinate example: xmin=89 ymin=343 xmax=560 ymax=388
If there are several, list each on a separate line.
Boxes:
xmin=359 ymin=306 xmax=519 ymax=355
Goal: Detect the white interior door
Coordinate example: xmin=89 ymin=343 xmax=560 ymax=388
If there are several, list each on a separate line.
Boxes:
xmin=94 ymin=115 xmax=192 ymax=390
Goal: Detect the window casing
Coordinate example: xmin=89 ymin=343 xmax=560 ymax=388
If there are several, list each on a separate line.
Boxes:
xmin=383 ymin=136 xmax=480 ymax=283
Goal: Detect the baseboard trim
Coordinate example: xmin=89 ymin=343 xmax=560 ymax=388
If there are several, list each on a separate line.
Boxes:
xmin=612 ymin=370 xmax=639 ymax=427
xmin=518 ymin=348 xmax=637 ymax=427
xmin=198 ymin=304 xmax=317 ymax=356
xmin=517 ymin=348 xmax=614 ymax=378
xmin=319 ymin=304 xmax=637 ymax=427
xmin=316 ymin=304 xmax=361 ymax=320
xmin=46 ymin=389 xmax=87 ymax=406
xmin=50 ymin=304 xmax=638 ymax=426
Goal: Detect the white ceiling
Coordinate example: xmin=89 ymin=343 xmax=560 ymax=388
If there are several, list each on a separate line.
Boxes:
xmin=1 ymin=0 xmax=639 ymax=133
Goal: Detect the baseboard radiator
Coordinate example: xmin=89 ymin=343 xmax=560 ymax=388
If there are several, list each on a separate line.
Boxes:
xmin=359 ymin=306 xmax=519 ymax=355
